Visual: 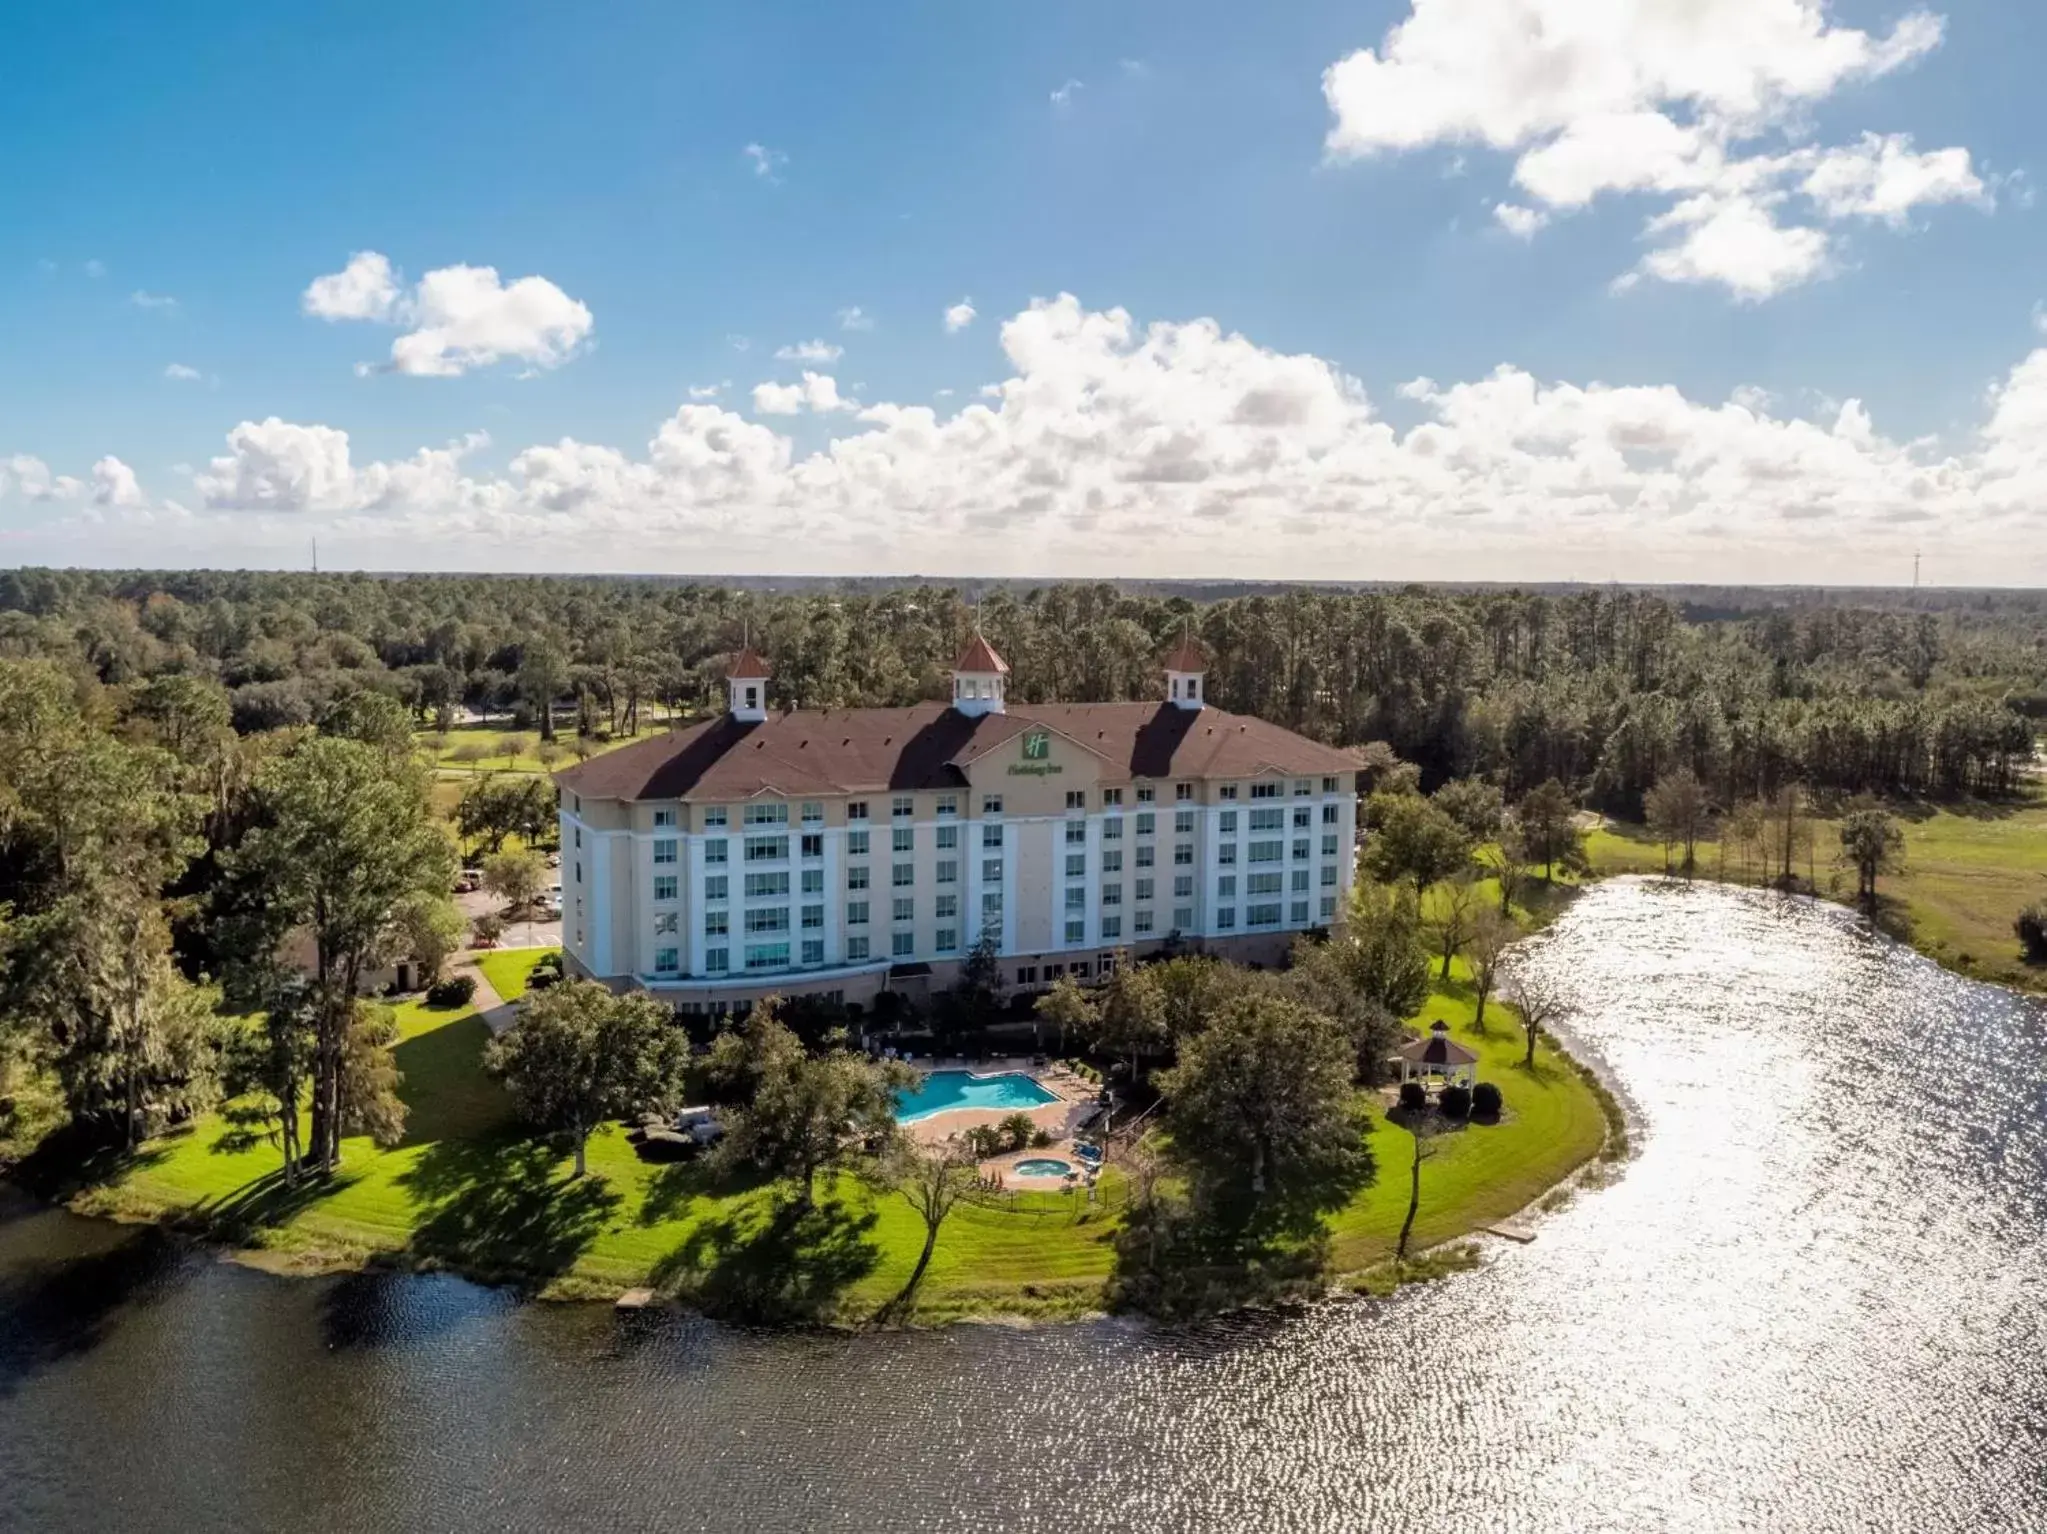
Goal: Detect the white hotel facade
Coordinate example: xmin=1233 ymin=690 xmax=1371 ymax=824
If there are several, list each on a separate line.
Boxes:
xmin=555 ymin=636 xmax=1362 ymax=1011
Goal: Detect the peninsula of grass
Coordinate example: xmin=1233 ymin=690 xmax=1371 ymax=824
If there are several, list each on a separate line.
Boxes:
xmin=1583 ymin=788 xmax=2047 ymax=993
xmin=48 ymin=952 xmax=1612 ymax=1325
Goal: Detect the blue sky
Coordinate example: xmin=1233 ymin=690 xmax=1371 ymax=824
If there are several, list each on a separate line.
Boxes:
xmin=3 ymin=0 xmax=2045 ymax=582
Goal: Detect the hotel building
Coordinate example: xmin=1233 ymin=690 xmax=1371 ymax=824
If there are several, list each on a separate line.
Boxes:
xmin=554 ymin=635 xmax=1362 ymax=1011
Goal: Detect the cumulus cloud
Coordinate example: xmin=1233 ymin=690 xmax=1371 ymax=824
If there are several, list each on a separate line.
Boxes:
xmin=1323 ymin=0 xmax=1986 ymax=299
xmin=775 ymin=338 xmax=844 ymax=363
xmin=90 ymin=456 xmax=145 ymax=508
xmin=1050 ymin=79 xmax=1084 ymax=111
xmin=752 ymin=372 xmax=854 ymax=415
xmin=1493 ymin=204 xmax=1547 ymax=239
xmin=164 ymin=363 xmax=203 ymax=382
xmin=302 ymin=251 xmax=594 ymax=377
xmin=944 ymin=299 xmax=977 ymax=333
xmin=837 ymin=306 xmax=874 ymax=332
xmin=743 ymin=143 xmax=788 ymax=181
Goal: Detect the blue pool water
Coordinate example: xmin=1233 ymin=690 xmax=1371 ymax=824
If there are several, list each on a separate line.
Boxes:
xmin=894 ymin=1069 xmax=1057 ymax=1122
xmin=1012 ymin=1158 xmax=1076 ymax=1178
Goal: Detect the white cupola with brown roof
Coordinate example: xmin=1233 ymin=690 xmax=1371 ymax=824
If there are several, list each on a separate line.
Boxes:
xmin=726 ymin=646 xmax=772 ymax=723
xmin=951 ymin=631 xmax=1009 ymax=718
xmin=1163 ymin=627 xmax=1208 ymax=711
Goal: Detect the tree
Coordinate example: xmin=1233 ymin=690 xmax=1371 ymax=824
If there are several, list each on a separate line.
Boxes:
xmin=1505 ymin=967 xmax=1567 ymax=1070
xmin=482 ymin=847 xmax=546 ymax=914
xmin=1395 ymin=1104 xmax=1447 ymax=1262
xmin=1761 ymin=783 xmax=1814 ymax=888
xmin=880 ymin=1133 xmax=977 ymax=1312
xmin=1090 ymin=957 xmax=1167 ymax=1082
xmin=934 ymin=929 xmax=1005 ymax=1039
xmin=1643 ymin=768 xmax=1712 ymax=878
xmin=1033 ymin=975 xmax=1096 ymax=1055
xmin=1155 ymin=992 xmax=1372 ymax=1204
xmin=1429 ymin=875 xmax=1480 ymax=979
xmin=708 ymin=1002 xmax=912 ymax=1207
xmin=486 ymin=978 xmax=689 ymax=1177
xmin=1724 ymin=799 xmax=1767 ymax=885
xmin=1328 ymin=880 xmax=1431 ymax=1021
xmin=224 ymin=735 xmax=453 ymax=1172
xmin=1515 ymin=779 xmax=1584 ymax=882
xmin=1149 ymin=953 xmax=1245 ymax=1042
xmin=518 ymin=637 xmax=570 ymax=742
xmin=1467 ymin=906 xmax=1515 ymax=1033
xmin=390 ymin=893 xmax=465 ymax=986
xmin=1838 ymin=800 xmax=1905 ymax=912
xmin=1475 ymin=828 xmax=1524 ymax=916
xmin=1365 ymin=791 xmax=1473 ymax=898
xmin=1433 ymin=778 xmax=1505 ymax=843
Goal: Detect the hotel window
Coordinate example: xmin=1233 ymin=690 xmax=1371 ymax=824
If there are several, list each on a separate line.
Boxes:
xmin=1065 ymin=919 xmax=1086 ymax=945
xmin=653 ymin=838 xmax=678 ymax=864
xmin=1103 ymin=788 xmax=1122 ymax=807
xmin=801 ymin=833 xmax=824 ymax=859
xmin=703 ymin=807 xmax=728 ymax=828
xmin=745 ymin=835 xmax=789 ymax=862
xmin=1220 ymin=810 xmax=1238 ymax=834
xmin=848 ymin=801 xmax=868 ymax=821
xmin=1293 ymin=808 xmax=1312 ymax=829
xmin=893 ymin=932 xmax=915 ymax=958
xmin=847 ymin=865 xmax=870 ymax=891
xmin=1134 ymin=910 xmax=1154 ymax=935
xmin=1320 ymin=895 xmax=1337 ymax=920
xmin=1317 ymin=863 xmax=1338 ymax=888
xmin=1102 ymin=819 xmax=1122 ymax=841
xmin=705 ymin=875 xmax=729 ymax=902
xmin=653 ymin=808 xmax=676 ymax=828
xmin=936 ymin=824 xmax=958 ymax=850
xmin=982 ymin=858 xmax=1004 ymax=883
xmin=982 ymin=795 xmax=1003 ymax=815
xmin=893 ymin=897 xmax=915 ymax=922
xmin=1218 ymin=844 xmax=1238 ymax=866
xmin=1066 ymin=821 xmax=1087 ymax=846
xmin=936 ymin=794 xmax=958 ymax=817
xmin=1136 ymin=844 xmax=1155 ymax=869
xmin=654 ymin=948 xmax=679 ymax=976
xmin=1220 ymin=784 xmax=1238 ymax=801
xmin=1135 ymin=877 xmax=1154 ymax=902
xmin=1071 ymin=961 xmax=1091 ymax=979
xmin=802 ymin=939 xmax=825 ymax=966
xmin=981 ymin=891 xmax=1003 ymax=918
xmin=846 ymin=936 xmax=870 ymax=961
xmin=1016 ymin=966 xmax=1039 ymax=986
xmin=1292 ymin=869 xmax=1311 ymax=893
xmin=1322 ymin=834 xmax=1340 ymax=857
xmin=848 ymin=829 xmax=870 ymax=856
xmin=936 ymin=859 xmax=958 ymax=884
xmin=1135 ymin=812 xmax=1155 ymax=836
xmin=1248 ymin=840 xmax=1283 ymax=864
xmin=801 ymin=801 xmax=823 ymax=825
xmin=1250 ymin=808 xmax=1284 ymax=833
xmin=802 ymin=868 xmax=824 ymax=894
xmin=892 ymin=795 xmax=914 ymax=819
xmin=1173 ymin=905 xmax=1195 ymax=930
xmin=745 ymin=872 xmax=789 ymax=898
xmin=893 ymin=826 xmax=914 ymax=853
xmin=1321 ymin=777 xmax=1338 ymax=793
xmin=1248 ymin=873 xmax=1282 ymax=896
xmin=1101 ymin=915 xmax=1122 ymax=941
xmin=1101 ymin=883 xmax=1122 ymax=907
xmin=1248 ymin=902 xmax=1282 ymax=927
xmin=1103 ymin=849 xmax=1123 ymax=874
xmin=705 ymin=910 xmax=730 ymax=937
xmin=1218 ymin=875 xmax=1237 ymax=899
xmin=1066 ymin=887 xmax=1087 ymax=912
xmin=802 ymin=904 xmax=824 ymax=930
xmin=1175 ymin=783 xmax=1192 ymax=802
xmin=1173 ymin=842 xmax=1194 ymax=866
xmin=744 ymin=803 xmax=789 ymax=826
xmin=1174 ymin=809 xmax=1196 ymax=835
xmin=1293 ymin=839 xmax=1311 ymax=861
xmin=846 ymin=900 xmax=869 ymax=926
xmin=1251 ymin=782 xmax=1280 ymax=800
xmin=1173 ymin=875 xmax=1194 ymax=898
xmin=935 ymin=928 xmax=958 ymax=953
xmin=935 ymin=894 xmax=957 ymax=921
xmin=1066 ymin=853 xmax=1087 ymax=878
xmin=892 ymin=862 xmax=914 ymax=887
xmin=982 ymin=824 xmax=1004 ymax=849
xmin=706 ymin=947 xmax=730 ymax=974
xmin=1322 ymin=805 xmax=1339 ymax=825
xmin=1216 ymin=907 xmax=1236 ymax=930
xmin=746 ymin=907 xmax=790 ymax=934
xmin=1291 ymin=901 xmax=1311 ymax=925
xmin=1137 ymin=785 xmax=1156 ymax=803
xmin=654 ymin=911 xmax=678 ymax=935
xmin=1065 ymin=790 xmax=1086 ymax=811
xmin=654 ymin=875 xmax=678 ymax=901
xmin=574 ymin=862 xmax=582 ymax=884
xmin=1294 ymin=780 xmax=1313 ymax=797
xmin=574 ymin=827 xmax=581 ymax=849
xmin=746 ymin=943 xmax=791 ymax=972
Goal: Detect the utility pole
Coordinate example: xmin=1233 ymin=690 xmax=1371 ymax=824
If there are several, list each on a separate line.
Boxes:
xmin=1912 ymin=550 xmax=1920 ymax=591
xmin=311 ymin=535 xmax=319 ymax=575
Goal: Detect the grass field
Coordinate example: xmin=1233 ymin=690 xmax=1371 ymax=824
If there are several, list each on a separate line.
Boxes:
xmin=1585 ymin=791 xmax=2047 ymax=992
xmin=419 ymin=721 xmax=658 ymax=777
xmin=475 ymin=947 xmax=554 ymax=1003
xmin=65 ymin=959 xmax=1611 ymax=1323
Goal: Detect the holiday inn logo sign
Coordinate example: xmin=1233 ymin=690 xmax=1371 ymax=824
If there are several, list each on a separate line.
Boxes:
xmin=1008 ymin=728 xmax=1062 ymax=776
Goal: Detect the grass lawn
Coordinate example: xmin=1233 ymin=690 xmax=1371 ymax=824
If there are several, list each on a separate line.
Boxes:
xmin=419 ymin=721 xmax=663 ymax=777
xmin=1585 ymin=790 xmax=2047 ymax=992
xmin=67 ymin=970 xmax=1612 ymax=1323
xmin=475 ymin=947 xmax=556 ymax=1003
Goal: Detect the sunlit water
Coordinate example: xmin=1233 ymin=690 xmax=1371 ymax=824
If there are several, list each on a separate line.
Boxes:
xmin=3 ymin=880 xmax=2044 ymax=1532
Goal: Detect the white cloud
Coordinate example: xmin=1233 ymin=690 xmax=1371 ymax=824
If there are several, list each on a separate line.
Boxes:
xmin=164 ymin=363 xmax=203 ymax=382
xmin=1323 ymin=1 xmax=1984 ymax=299
xmin=1050 ymin=79 xmax=1084 ymax=111
xmin=2 ymin=454 xmax=56 ymax=499
xmin=944 ymin=299 xmax=977 ymax=333
xmin=302 ymin=251 xmax=593 ymax=377
xmin=775 ymin=338 xmax=844 ymax=363
xmin=1493 ymin=203 xmax=1547 ymax=239
xmin=91 ymin=456 xmax=144 ymax=508
xmin=837 ymin=306 xmax=874 ymax=332
xmin=130 ymin=290 xmax=178 ymax=312
xmin=752 ymin=372 xmax=854 ymax=415
xmin=688 ymin=382 xmax=728 ymax=400
xmin=743 ymin=143 xmax=788 ymax=181
xmin=196 ymin=419 xmax=361 ymax=512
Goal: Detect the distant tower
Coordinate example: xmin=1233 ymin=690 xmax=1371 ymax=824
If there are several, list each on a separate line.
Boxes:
xmin=1162 ymin=624 xmax=1208 ymax=711
xmin=311 ymin=535 xmax=318 ymax=575
xmin=950 ymin=631 xmax=1010 ymax=717
xmin=1914 ymin=550 xmax=1921 ymax=591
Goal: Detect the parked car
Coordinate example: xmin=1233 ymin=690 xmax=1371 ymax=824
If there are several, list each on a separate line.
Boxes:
xmin=674 ymin=1106 xmax=724 ymax=1145
xmin=453 ymin=869 xmax=481 ymax=893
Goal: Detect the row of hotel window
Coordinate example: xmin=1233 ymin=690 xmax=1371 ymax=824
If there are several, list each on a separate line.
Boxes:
xmin=645 ymin=893 xmax=1341 ymax=978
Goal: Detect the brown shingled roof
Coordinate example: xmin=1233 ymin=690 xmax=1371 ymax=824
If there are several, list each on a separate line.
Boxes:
xmin=556 ymin=701 xmax=1361 ymax=803
xmin=953 ymin=633 xmax=1009 ymax=674
xmin=1162 ymin=633 xmax=1209 ymax=672
xmin=726 ymin=647 xmax=772 ymax=680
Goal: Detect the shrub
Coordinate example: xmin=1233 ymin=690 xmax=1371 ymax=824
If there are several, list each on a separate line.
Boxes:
xmin=1030 ymin=1127 xmax=1054 ymax=1148
xmin=1438 ymin=1083 xmax=1472 ymax=1120
xmin=473 ymin=913 xmax=504 ymax=946
xmin=1471 ymin=1081 xmax=1503 ymax=1118
xmin=1398 ymin=1080 xmax=1427 ymax=1112
xmin=527 ymin=967 xmax=560 ymax=992
xmin=2017 ymin=903 xmax=2047 ymax=963
xmin=534 ymin=951 xmax=565 ymax=977
xmin=426 ymin=975 xmax=477 ymax=1009
xmin=999 ymin=1111 xmax=1037 ymax=1153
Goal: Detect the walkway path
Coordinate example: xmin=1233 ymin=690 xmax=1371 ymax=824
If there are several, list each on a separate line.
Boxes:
xmin=447 ymin=952 xmax=519 ymax=1036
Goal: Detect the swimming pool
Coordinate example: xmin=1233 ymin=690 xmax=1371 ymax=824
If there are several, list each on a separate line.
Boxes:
xmin=1011 ymin=1158 xmax=1076 ymax=1178
xmin=894 ymin=1069 xmax=1058 ymax=1123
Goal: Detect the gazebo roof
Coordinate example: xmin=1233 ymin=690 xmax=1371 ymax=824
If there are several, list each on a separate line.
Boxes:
xmin=1394 ymin=1021 xmax=1479 ymax=1068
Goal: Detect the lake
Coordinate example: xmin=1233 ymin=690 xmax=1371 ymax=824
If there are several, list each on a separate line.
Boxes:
xmin=3 ymin=879 xmax=2043 ymax=1531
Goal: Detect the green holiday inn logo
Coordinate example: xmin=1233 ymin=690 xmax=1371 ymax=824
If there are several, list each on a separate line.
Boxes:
xmin=1008 ymin=728 xmax=1061 ymax=776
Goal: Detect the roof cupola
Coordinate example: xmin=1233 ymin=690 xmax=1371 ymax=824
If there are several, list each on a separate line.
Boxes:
xmin=951 ymin=631 xmax=1009 ymax=718
xmin=726 ymin=647 xmax=771 ymax=723
xmin=1162 ymin=626 xmax=1208 ymax=711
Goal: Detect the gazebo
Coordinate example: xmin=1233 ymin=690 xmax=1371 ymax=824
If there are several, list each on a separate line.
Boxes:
xmin=1393 ymin=1021 xmax=1478 ymax=1088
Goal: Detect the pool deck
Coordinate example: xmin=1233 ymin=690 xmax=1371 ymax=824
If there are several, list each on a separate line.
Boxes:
xmin=896 ymin=1057 xmax=1102 ymax=1149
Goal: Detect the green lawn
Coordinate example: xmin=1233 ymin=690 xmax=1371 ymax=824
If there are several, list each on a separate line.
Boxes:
xmin=419 ymin=722 xmax=662 ymax=777
xmin=476 ymin=947 xmax=555 ymax=1003
xmin=1586 ymin=791 xmax=2047 ymax=991
xmin=71 ymin=971 xmax=1612 ymax=1322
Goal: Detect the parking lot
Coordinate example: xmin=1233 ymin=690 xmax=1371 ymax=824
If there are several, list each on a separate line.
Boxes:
xmin=454 ymin=886 xmax=561 ymax=950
